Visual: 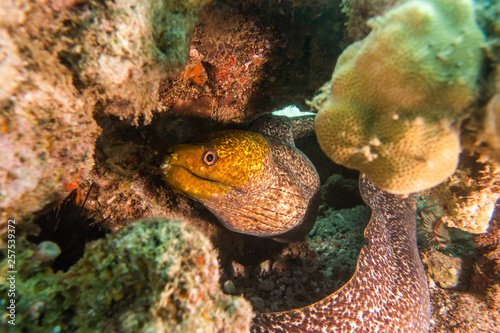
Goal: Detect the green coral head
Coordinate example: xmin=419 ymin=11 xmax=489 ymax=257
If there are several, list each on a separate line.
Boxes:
xmin=315 ymin=0 xmax=485 ymax=194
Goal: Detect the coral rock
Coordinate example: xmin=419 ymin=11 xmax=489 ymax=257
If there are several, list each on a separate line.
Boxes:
xmin=0 ymin=219 xmax=253 ymax=332
xmin=78 ymin=0 xmax=213 ymax=124
xmin=0 ymin=1 xmax=100 ymax=227
xmin=422 ymin=249 xmax=471 ymax=290
xmin=314 ymin=0 xmax=484 ymax=194
xmin=428 ymin=155 xmax=500 ymax=234
xmin=481 ymin=65 xmax=500 ymax=164
xmin=342 ymin=0 xmax=399 ymax=41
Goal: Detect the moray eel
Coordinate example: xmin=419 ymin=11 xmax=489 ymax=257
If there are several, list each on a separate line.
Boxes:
xmin=251 ymin=175 xmax=431 ymax=332
xmin=160 ymin=115 xmax=320 ymax=242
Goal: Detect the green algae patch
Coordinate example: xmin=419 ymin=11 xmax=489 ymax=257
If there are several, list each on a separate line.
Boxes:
xmin=0 ymin=219 xmax=253 ymax=332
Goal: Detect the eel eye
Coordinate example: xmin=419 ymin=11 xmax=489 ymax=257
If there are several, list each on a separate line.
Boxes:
xmin=202 ymin=149 xmax=218 ymax=166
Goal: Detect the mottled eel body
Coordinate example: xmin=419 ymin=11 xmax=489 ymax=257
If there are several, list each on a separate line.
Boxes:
xmin=252 ymin=175 xmax=431 ymax=332
xmin=161 ymin=115 xmax=320 ymax=242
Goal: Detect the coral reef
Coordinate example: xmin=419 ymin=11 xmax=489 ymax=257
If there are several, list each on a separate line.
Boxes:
xmin=341 ymin=0 xmax=399 ymax=41
xmin=429 ymin=288 xmax=500 ymax=332
xmin=243 ymin=0 xmax=337 ymax=8
xmin=421 ymin=249 xmax=472 ymax=290
xmin=421 ymin=157 xmax=500 ymax=332
xmin=477 ymin=57 xmax=500 ymax=165
xmin=320 ymin=173 xmax=363 ymax=209
xmin=159 ymin=0 xmax=346 ymax=123
xmin=77 ymin=0 xmax=213 ymax=124
xmin=28 ymin=187 xmax=108 ymax=271
xmin=481 ymin=67 xmax=500 ymax=163
xmin=0 ymin=1 xmax=99 ymax=234
xmin=460 ymin=0 xmax=500 ymax=166
xmin=0 ymin=219 xmax=253 ymax=332
xmin=160 ymin=6 xmax=277 ymax=122
xmin=0 ymin=0 xmax=212 ymax=233
xmin=313 ymin=0 xmax=485 ymax=194
xmin=470 ymin=208 xmax=500 ymax=315
xmin=427 ymin=208 xmax=499 ymax=331
xmin=1 ymin=0 xmax=500 ymax=331
xmin=427 ymin=154 xmax=500 ymax=234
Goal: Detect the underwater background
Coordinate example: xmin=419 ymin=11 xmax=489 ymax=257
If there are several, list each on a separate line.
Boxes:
xmin=1 ymin=0 xmax=500 ymax=331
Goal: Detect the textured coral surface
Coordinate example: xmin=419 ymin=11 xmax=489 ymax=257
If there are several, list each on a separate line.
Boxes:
xmin=0 ymin=0 xmax=213 ymax=234
xmin=314 ymin=0 xmax=485 ymax=194
xmin=0 ymin=1 xmax=100 ymax=233
xmin=0 ymin=219 xmax=253 ymax=332
xmin=159 ymin=1 xmax=345 ymax=123
xmin=428 ymin=154 xmax=500 ymax=234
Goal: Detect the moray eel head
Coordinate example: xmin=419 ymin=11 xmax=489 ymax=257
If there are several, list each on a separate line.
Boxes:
xmin=161 ymin=130 xmax=269 ymax=201
xmin=161 ymin=122 xmax=320 ymax=242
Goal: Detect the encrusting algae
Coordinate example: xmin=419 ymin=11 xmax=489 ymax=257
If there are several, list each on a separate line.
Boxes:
xmin=0 ymin=0 xmax=213 ymax=230
xmin=0 ymin=219 xmax=253 ymax=332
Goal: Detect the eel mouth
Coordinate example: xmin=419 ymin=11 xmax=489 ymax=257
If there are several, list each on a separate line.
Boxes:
xmin=160 ymin=161 xmax=234 ymax=200
xmin=160 ymin=161 xmax=218 ymax=184
xmin=159 ymin=160 xmax=175 ymax=177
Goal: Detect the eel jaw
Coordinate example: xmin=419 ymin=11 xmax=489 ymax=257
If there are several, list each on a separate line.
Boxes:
xmin=159 ymin=160 xmax=172 ymax=176
xmin=160 ymin=161 xmax=232 ymax=201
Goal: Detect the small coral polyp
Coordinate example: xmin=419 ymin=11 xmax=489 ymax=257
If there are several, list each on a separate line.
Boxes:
xmin=314 ymin=0 xmax=485 ymax=194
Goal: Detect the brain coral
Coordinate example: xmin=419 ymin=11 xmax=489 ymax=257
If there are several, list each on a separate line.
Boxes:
xmin=314 ymin=0 xmax=485 ymax=194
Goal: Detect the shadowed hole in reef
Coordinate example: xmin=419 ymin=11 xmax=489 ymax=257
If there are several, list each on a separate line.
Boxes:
xmin=29 ymin=186 xmax=109 ymax=272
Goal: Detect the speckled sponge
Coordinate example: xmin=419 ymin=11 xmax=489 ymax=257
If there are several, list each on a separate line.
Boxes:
xmin=314 ymin=0 xmax=485 ymax=194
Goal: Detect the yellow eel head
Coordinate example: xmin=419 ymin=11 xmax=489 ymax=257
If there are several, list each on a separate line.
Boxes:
xmin=160 ymin=130 xmax=270 ymax=201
